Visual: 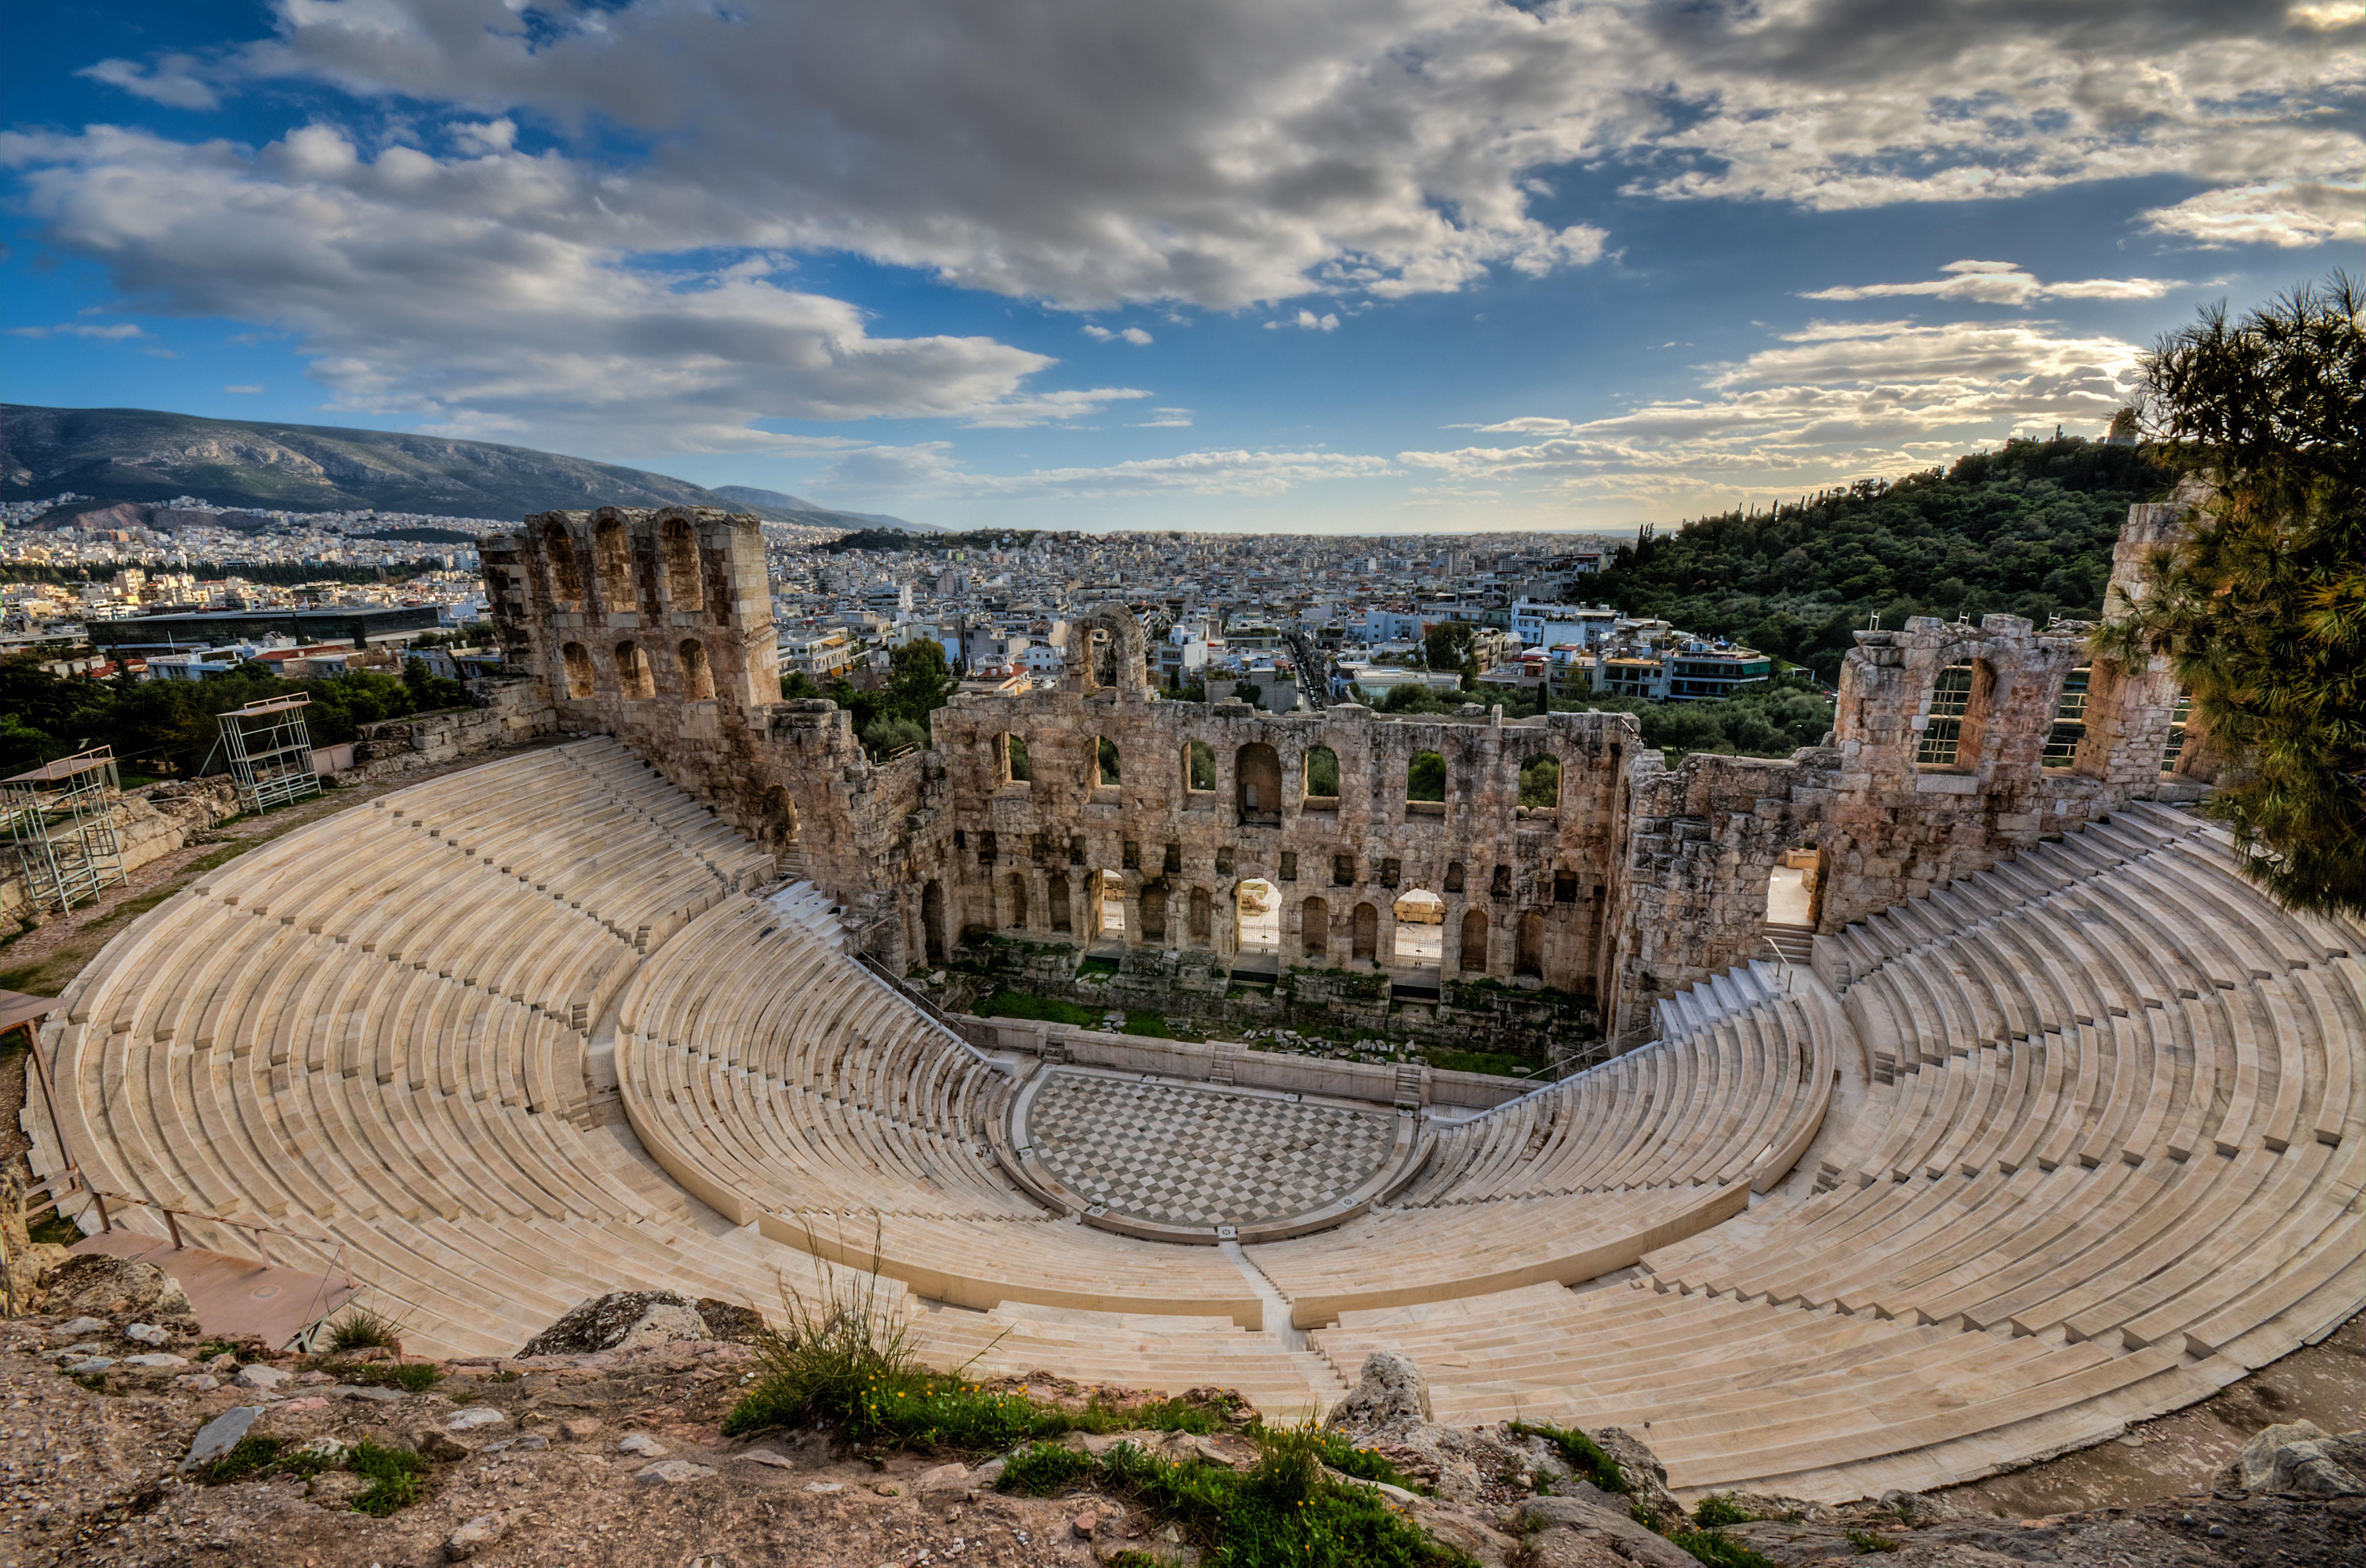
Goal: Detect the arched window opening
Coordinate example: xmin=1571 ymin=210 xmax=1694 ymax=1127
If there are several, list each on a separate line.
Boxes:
xmin=760 ymin=784 xmax=800 ymax=848
xmin=614 ymin=640 xmax=655 ymax=700
xmin=1765 ymin=842 xmax=1818 ymax=926
xmin=1916 ymin=664 xmax=1976 ymax=768
xmin=1049 ymin=874 xmax=1072 ymax=932
xmin=1302 ymin=896 xmax=1330 ymax=957
xmin=1002 ymin=732 xmax=1031 ymax=784
xmin=1189 ymin=886 xmax=1213 ymax=945
xmin=1095 ymin=737 xmax=1121 ymax=787
xmin=1515 ymin=910 xmax=1545 ymax=978
xmin=1237 ymin=742 xmax=1281 ymax=823
xmin=559 ymin=641 xmax=594 ymax=700
xmin=921 ymin=881 xmax=947 ymax=967
xmin=1302 ymin=745 xmax=1340 ymax=806
xmin=1184 ymin=739 xmax=1216 ymax=794
xmin=1139 ymin=883 xmax=1168 ymax=943
xmin=658 ymin=516 xmax=703 ymax=610
xmin=543 ymin=522 xmax=585 ymax=609
xmin=678 ymin=639 xmax=715 ymax=700
xmin=1351 ymin=903 xmax=1380 ymax=962
xmin=1005 ymin=872 xmax=1030 ymax=930
xmin=1393 ymin=888 xmax=1443 ymax=966
xmin=1407 ymin=750 xmax=1446 ymax=804
xmin=593 ymin=517 xmax=634 ymax=610
xmin=1236 ymin=879 xmax=1279 ymax=953
xmin=1519 ymin=753 xmax=1562 ymax=812
xmin=1099 ymin=870 xmax=1127 ymax=936
xmin=1458 ymin=908 xmax=1488 ymax=972
xmin=2042 ymin=667 xmax=2090 ymax=768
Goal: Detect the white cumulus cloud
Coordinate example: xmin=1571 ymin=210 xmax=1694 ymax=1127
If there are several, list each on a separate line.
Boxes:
xmin=1803 ymin=261 xmax=2185 ymax=306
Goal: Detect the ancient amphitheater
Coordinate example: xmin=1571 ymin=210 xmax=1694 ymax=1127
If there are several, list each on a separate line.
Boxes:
xmin=25 ymin=495 xmax=2362 ymax=1506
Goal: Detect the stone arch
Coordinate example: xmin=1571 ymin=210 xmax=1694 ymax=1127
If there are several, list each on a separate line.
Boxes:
xmin=678 ymin=638 xmax=715 ymax=700
xmin=1188 ymin=886 xmax=1213 ymax=945
xmin=559 ymin=641 xmax=594 ymax=700
xmin=759 ymin=784 xmax=800 ymax=848
xmin=1352 ymin=902 xmax=1380 ymax=962
xmin=614 ymin=640 xmax=655 ymax=700
xmin=1519 ymin=751 xmax=1562 ymax=812
xmin=1098 ymin=869 xmax=1128 ymax=936
xmin=1235 ymin=878 xmax=1279 ymax=954
xmin=1459 ymin=907 xmax=1489 ymax=971
xmin=1515 ymin=909 xmax=1545 ymax=978
xmin=658 ymin=515 xmax=703 ymax=610
xmin=1393 ymin=888 xmax=1443 ymax=965
xmin=542 ymin=520 xmax=585 ymax=610
xmin=921 ymin=880 xmax=947 ymax=967
xmin=1074 ymin=601 xmax=1150 ymax=695
xmin=1302 ymin=745 xmax=1340 ymax=804
xmin=1407 ymin=749 xmax=1446 ymax=804
xmin=1236 ymin=741 xmax=1282 ymax=823
xmin=1301 ymin=895 xmax=1329 ymax=958
xmin=593 ymin=515 xmax=634 ymax=611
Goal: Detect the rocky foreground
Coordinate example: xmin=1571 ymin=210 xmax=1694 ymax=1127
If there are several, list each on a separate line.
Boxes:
xmin=3 ymin=1259 xmax=2360 ymax=1568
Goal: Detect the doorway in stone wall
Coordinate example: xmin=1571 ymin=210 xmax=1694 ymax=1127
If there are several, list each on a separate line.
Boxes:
xmin=1762 ymin=840 xmax=1821 ymax=966
xmin=1233 ymin=878 xmax=1280 ymax=980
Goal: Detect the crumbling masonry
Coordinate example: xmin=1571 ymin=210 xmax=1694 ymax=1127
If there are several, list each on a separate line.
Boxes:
xmin=481 ymin=495 xmax=2205 ymax=1040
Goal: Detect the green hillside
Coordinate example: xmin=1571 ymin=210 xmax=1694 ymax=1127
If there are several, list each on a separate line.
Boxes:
xmin=1591 ymin=436 xmax=2172 ymax=680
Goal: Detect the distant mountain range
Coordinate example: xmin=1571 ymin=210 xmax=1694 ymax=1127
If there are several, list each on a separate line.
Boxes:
xmin=0 ymin=404 xmax=933 ymax=532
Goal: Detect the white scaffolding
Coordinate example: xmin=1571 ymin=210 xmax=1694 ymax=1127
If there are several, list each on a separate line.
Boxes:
xmin=218 ymin=694 xmax=323 ymax=813
xmin=2 ymin=748 xmax=128 ymax=914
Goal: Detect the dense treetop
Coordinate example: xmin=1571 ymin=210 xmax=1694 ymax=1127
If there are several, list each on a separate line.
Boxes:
xmin=1589 ymin=436 xmax=2172 ymax=682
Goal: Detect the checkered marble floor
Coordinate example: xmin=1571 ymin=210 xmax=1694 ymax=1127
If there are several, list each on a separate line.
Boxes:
xmin=1025 ymin=1071 xmax=1394 ymax=1228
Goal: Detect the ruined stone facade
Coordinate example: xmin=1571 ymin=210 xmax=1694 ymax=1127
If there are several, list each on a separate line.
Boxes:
xmin=480 ymin=499 xmax=2204 ymax=1042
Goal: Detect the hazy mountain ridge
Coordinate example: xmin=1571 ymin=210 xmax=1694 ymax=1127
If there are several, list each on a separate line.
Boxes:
xmin=0 ymin=404 xmax=920 ymax=530
xmin=709 ymin=484 xmax=936 ymax=533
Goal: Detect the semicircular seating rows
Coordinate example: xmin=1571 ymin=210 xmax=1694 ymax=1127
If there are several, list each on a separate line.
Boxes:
xmin=30 ymin=747 xmax=2363 ymax=1500
xmin=1310 ymin=802 xmax=2364 ymax=1500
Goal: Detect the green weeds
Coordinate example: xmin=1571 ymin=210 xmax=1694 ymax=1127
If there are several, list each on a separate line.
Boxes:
xmin=1507 ymin=1420 xmax=1627 ymax=1494
xmin=197 ymin=1435 xmax=430 ymax=1516
xmin=318 ymin=1359 xmax=438 ymax=1393
xmin=1692 ymin=1495 xmax=1758 ymax=1527
xmin=347 ymin=1442 xmax=430 ymax=1515
xmin=324 ymin=1305 xmax=403 ymax=1352
xmin=997 ymin=1442 xmax=1098 ymax=1495
xmin=1665 ymin=1530 xmax=1779 ymax=1568
xmin=1844 ymin=1529 xmax=1901 ymax=1554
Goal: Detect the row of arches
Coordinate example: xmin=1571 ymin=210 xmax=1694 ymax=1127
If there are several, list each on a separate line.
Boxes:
xmin=559 ymin=637 xmax=716 ymax=702
xmin=923 ymin=864 xmax=1576 ymax=985
xmin=1000 ymin=733 xmax=1566 ymax=814
xmin=542 ymin=515 xmax=705 ymax=616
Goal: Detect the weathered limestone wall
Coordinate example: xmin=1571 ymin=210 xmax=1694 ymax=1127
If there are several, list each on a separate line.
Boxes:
xmin=922 ymin=692 xmax=1637 ymax=996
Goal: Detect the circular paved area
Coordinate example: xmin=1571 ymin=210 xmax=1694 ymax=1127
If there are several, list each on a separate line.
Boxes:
xmin=1023 ymin=1070 xmax=1394 ymax=1230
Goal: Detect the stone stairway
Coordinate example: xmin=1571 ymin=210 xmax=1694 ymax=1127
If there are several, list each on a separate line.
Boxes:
xmin=1654 ymin=958 xmax=1785 ymax=1042
xmin=764 ymin=878 xmax=844 ymax=950
xmin=1763 ymin=922 xmax=1815 ymax=965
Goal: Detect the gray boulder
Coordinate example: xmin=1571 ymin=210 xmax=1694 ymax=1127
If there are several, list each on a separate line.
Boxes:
xmin=1517 ymin=1494 xmax=1699 ymax=1568
xmin=2221 ymin=1421 xmax=2366 ymax=1497
xmin=516 ymin=1290 xmax=712 ymax=1357
xmin=39 ymin=1255 xmax=192 ymax=1320
xmin=1324 ymin=1351 xmax=1432 ymax=1434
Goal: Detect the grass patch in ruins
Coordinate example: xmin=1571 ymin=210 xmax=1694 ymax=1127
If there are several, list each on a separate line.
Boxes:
xmin=1665 ymin=1530 xmax=1780 ymax=1568
xmin=974 ymin=989 xmax=1104 ymax=1029
xmin=1424 ymin=1045 xmax=1549 ymax=1079
xmin=1119 ymin=1010 xmax=1176 ymax=1038
xmin=196 ymin=1435 xmax=429 ymax=1515
xmin=1691 ymin=1495 xmax=1759 ymax=1527
xmin=1506 ymin=1420 xmax=1627 ymax=1494
xmin=318 ymin=1359 xmax=440 ymax=1393
xmin=324 ymin=1304 xmax=404 ymax=1352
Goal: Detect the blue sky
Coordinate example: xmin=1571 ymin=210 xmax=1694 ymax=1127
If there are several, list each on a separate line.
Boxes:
xmin=4 ymin=1 xmax=2359 ymax=533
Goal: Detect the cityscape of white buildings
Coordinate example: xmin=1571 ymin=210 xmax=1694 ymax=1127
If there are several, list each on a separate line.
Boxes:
xmin=3 ymin=495 xmax=1783 ymax=706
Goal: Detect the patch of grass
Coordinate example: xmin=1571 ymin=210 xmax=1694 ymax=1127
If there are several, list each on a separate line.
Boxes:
xmin=975 ymin=989 xmax=1103 ymax=1028
xmin=1844 ymin=1529 xmax=1900 ymax=1554
xmin=195 ymin=1341 xmax=241 ymax=1362
xmin=197 ymin=1435 xmax=289 ymax=1485
xmin=1120 ymin=1010 xmax=1174 ymax=1038
xmin=997 ymin=1441 xmax=1098 ymax=1495
xmin=347 ymin=1441 xmax=430 ymax=1516
xmin=1507 ymin=1420 xmax=1627 ymax=1494
xmin=1665 ymin=1530 xmax=1779 ymax=1568
xmin=74 ymin=885 xmax=177 ymax=934
xmin=1693 ymin=1495 xmax=1759 ymax=1527
xmin=28 ymin=1210 xmax=83 ymax=1246
xmin=320 ymin=1359 xmax=438 ymax=1393
xmin=1424 ymin=1046 xmax=1547 ymax=1078
xmin=66 ymin=1371 xmax=110 ymax=1394
xmin=1095 ymin=1431 xmax=1474 ymax=1568
xmin=1078 ymin=956 xmax=1120 ymax=976
xmin=325 ymin=1305 xmax=403 ymax=1352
